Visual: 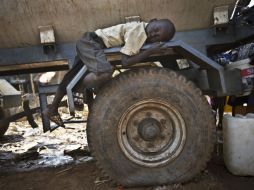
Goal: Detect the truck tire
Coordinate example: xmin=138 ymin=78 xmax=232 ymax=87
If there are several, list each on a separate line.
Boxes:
xmin=87 ymin=68 xmax=215 ymax=187
xmin=0 ymin=108 xmax=10 ymax=138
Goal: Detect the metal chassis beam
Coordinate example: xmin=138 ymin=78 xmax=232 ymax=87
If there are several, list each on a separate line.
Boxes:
xmin=165 ymin=41 xmax=227 ymax=95
xmin=0 ymin=25 xmax=253 ymax=76
xmin=66 ymin=65 xmax=87 ymax=116
xmin=0 ymin=20 xmax=252 ymax=133
xmin=104 ymin=40 xmax=242 ymax=96
xmin=0 ymin=42 xmax=76 ymax=69
xmin=38 ymin=84 xmax=58 ymax=132
xmin=0 ymin=25 xmax=252 ymax=98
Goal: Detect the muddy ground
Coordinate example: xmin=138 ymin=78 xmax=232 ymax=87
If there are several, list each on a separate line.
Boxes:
xmin=0 ymin=109 xmax=253 ymax=190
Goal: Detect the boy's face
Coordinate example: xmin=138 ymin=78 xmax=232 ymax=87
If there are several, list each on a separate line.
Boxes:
xmin=146 ymin=21 xmax=171 ymax=43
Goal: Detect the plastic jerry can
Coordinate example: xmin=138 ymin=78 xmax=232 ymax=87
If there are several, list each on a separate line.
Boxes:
xmin=223 ymin=114 xmax=254 ymax=176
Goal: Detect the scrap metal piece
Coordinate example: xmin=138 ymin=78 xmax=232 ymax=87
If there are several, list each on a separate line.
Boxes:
xmin=0 ymin=79 xmax=21 ymax=108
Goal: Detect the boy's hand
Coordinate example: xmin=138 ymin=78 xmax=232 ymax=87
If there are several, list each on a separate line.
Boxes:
xmin=147 ymin=42 xmax=168 ymax=54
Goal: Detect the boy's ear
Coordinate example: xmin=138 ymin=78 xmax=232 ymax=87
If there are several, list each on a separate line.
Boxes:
xmin=149 ymin=18 xmax=158 ymax=23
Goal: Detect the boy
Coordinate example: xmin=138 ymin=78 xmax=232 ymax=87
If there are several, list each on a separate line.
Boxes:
xmin=45 ymin=18 xmax=175 ymax=126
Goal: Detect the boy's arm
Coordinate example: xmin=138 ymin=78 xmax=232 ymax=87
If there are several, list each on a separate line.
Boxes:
xmin=121 ymin=43 xmax=167 ymax=67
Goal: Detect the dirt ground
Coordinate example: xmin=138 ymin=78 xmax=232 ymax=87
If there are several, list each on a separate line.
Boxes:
xmin=1 ymin=158 xmax=254 ymax=190
xmin=0 ymin=110 xmax=254 ymax=190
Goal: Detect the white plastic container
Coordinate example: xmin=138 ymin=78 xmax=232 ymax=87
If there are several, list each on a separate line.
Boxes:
xmin=223 ymin=114 xmax=254 ymax=176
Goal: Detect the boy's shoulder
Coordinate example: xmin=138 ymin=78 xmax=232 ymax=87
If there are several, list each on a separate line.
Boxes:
xmin=123 ymin=21 xmax=148 ymax=33
xmin=107 ymin=21 xmax=147 ymax=30
xmin=96 ymin=21 xmax=147 ymax=36
xmin=123 ymin=21 xmax=147 ymax=27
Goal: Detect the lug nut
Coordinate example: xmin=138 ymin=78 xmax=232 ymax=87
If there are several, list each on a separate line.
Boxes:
xmin=133 ymin=136 xmax=140 ymax=142
xmin=133 ymin=120 xmax=139 ymax=126
xmin=160 ymin=119 xmax=166 ymax=125
xmin=160 ymin=135 xmax=166 ymax=140
xmin=147 ymin=143 xmax=154 ymax=148
xmin=146 ymin=112 xmax=152 ymax=117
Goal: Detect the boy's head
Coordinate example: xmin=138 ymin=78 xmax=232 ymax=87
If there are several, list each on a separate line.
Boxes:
xmin=145 ymin=19 xmax=175 ymax=43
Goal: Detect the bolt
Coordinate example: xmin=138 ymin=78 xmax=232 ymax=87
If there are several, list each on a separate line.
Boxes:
xmin=160 ymin=119 xmax=166 ymax=125
xmin=133 ymin=136 xmax=140 ymax=142
xmin=147 ymin=143 xmax=154 ymax=148
xmin=160 ymin=135 xmax=166 ymax=140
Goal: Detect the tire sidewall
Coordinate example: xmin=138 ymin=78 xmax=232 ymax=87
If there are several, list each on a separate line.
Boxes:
xmin=88 ymin=68 xmax=213 ymax=186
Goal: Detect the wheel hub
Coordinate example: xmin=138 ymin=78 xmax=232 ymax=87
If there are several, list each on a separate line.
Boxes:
xmin=117 ymin=99 xmax=186 ymax=167
xmin=138 ymin=118 xmax=161 ymax=141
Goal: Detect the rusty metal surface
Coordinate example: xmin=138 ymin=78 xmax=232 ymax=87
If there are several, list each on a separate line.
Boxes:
xmin=117 ymin=99 xmax=186 ymax=167
xmin=0 ymin=60 xmax=69 ymax=76
xmin=0 ymin=0 xmax=236 ymax=48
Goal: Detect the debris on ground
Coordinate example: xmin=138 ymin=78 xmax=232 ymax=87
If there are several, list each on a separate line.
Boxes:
xmin=116 ymin=185 xmax=124 ymax=190
xmin=0 ymin=109 xmax=92 ymax=173
xmin=1 ymin=106 xmax=254 ymax=190
xmin=94 ymin=176 xmax=111 ymax=186
xmin=154 ymin=184 xmax=183 ymax=190
xmin=64 ymin=146 xmax=91 ymax=158
xmin=13 ymin=149 xmax=39 ymax=162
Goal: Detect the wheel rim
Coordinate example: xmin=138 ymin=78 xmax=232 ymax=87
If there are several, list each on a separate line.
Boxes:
xmin=117 ymin=99 xmax=186 ymax=167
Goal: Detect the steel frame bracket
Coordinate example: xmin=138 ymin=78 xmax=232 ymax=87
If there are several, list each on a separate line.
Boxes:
xmin=66 ymin=65 xmax=87 ymax=116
